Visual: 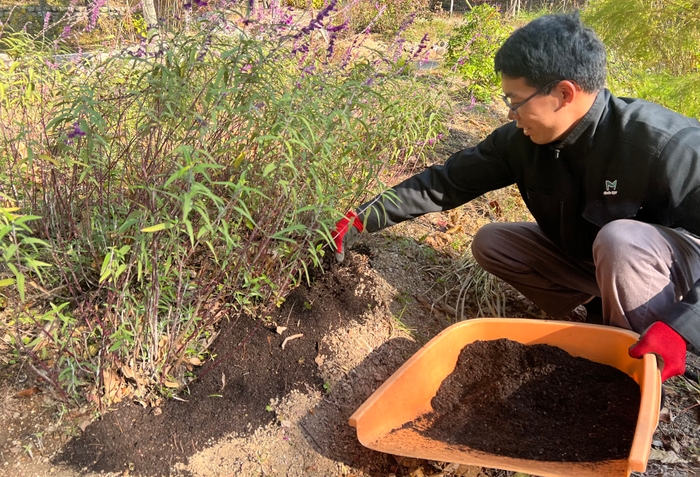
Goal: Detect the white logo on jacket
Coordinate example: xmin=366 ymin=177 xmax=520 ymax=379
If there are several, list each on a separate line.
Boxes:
xmin=604 ymin=180 xmax=618 ymax=196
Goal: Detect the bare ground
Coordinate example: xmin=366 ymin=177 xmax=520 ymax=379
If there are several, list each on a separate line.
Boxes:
xmin=2 ymin=100 xmax=700 ymax=477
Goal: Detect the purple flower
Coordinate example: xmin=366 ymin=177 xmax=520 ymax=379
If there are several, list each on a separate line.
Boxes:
xmin=292 ymin=43 xmax=309 ymax=55
xmin=60 ymin=25 xmax=71 ymax=39
xmin=411 ymin=33 xmax=429 ymax=60
xmin=392 ymin=38 xmax=405 ymax=62
xmin=197 ymin=34 xmax=212 ymax=61
xmin=326 ymin=35 xmax=336 ymax=59
xmin=42 ymin=12 xmax=51 ymax=31
xmin=67 ymin=122 xmax=86 ymax=139
xmin=396 ymin=12 xmax=416 ymax=37
xmin=295 ymin=0 xmax=337 ymax=38
xmin=325 ymin=20 xmax=347 ymax=33
xmin=196 ymin=0 xmax=208 ymax=5
xmin=88 ymin=0 xmax=107 ymax=31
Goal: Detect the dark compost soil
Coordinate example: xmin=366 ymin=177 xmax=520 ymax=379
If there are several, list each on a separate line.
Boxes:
xmin=412 ymin=338 xmax=641 ymax=462
xmin=53 ymin=254 xmax=382 ymax=475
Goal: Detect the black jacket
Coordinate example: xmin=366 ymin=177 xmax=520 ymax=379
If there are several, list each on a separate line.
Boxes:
xmin=360 ymin=89 xmax=700 ymax=348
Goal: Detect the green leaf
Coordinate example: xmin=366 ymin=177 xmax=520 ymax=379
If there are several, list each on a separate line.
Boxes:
xmin=21 ymin=237 xmax=50 ymax=248
xmin=115 ymin=264 xmax=127 ymax=279
xmin=99 ymin=252 xmax=113 ymax=283
xmin=262 ymin=163 xmax=276 ymax=177
xmin=271 ymin=224 xmax=306 ymax=243
xmin=3 ymin=244 xmax=18 ymax=262
xmin=16 ymin=272 xmax=25 ymax=302
xmin=0 ymin=278 xmax=16 ymax=287
xmin=118 ymin=218 xmax=139 ymax=233
xmin=185 ymin=220 xmax=195 ymax=246
xmin=13 ymin=214 xmax=42 ymax=226
xmin=141 ymin=223 xmax=172 ymax=233
xmin=165 ymin=163 xmax=193 ymax=188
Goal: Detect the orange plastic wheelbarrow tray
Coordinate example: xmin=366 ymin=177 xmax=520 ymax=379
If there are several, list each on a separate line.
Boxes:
xmin=349 ymin=318 xmax=662 ymax=477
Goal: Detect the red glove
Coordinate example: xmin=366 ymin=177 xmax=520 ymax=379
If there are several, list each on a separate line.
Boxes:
xmin=629 ymin=321 xmax=686 ymax=381
xmin=332 ymin=210 xmax=363 ymax=263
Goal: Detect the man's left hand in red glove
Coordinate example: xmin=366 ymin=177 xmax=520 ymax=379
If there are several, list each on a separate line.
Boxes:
xmin=629 ymin=321 xmax=687 ymax=381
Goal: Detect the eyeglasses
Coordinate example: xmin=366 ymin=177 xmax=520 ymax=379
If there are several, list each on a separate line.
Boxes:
xmin=501 ymin=79 xmax=561 ymax=114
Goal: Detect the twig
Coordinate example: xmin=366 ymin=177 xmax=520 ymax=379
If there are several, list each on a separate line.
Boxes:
xmin=281 ymin=334 xmax=303 ymax=350
xmin=113 ymin=415 xmax=124 ymax=435
xmin=679 ymin=402 xmax=700 ymax=415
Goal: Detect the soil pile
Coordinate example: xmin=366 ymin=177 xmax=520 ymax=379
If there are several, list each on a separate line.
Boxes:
xmin=54 ymin=255 xmax=382 ymax=475
xmin=414 ymin=338 xmax=640 ymax=462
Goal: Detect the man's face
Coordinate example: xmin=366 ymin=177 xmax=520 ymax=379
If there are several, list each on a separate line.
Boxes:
xmin=501 ymin=75 xmax=574 ymax=145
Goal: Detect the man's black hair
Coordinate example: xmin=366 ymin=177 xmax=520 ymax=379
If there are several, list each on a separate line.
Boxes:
xmin=494 ymin=12 xmax=606 ymax=93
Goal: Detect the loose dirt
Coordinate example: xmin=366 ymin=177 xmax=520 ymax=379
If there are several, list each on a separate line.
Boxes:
xmin=412 ymin=338 xmax=640 ymax=462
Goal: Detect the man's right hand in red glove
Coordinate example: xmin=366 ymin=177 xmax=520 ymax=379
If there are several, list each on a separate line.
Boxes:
xmin=333 ymin=210 xmax=364 ymax=263
xmin=629 ymin=321 xmax=687 ymax=381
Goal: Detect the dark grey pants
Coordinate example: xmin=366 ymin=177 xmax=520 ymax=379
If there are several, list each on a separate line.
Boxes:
xmin=471 ymin=220 xmax=700 ymax=333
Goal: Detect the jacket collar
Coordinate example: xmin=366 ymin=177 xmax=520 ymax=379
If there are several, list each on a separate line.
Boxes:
xmin=550 ymin=89 xmax=607 ymax=152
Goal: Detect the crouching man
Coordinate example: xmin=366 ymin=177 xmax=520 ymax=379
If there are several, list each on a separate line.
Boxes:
xmin=333 ymin=12 xmax=700 ymax=381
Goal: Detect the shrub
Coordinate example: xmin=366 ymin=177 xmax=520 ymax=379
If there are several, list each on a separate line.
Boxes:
xmin=583 ymin=0 xmax=700 ymax=117
xmin=344 ymin=0 xmax=433 ymax=35
xmin=0 ymin=5 xmax=448 ymax=404
xmin=443 ymin=4 xmax=511 ymax=102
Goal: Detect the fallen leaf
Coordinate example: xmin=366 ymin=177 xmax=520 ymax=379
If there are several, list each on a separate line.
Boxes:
xmin=121 ymin=365 xmax=136 ymax=380
xmin=79 ymin=419 xmax=91 ymax=432
xmin=276 ymin=326 xmax=288 ymax=334
xmin=314 ymin=355 xmax=325 ymax=367
xmin=446 ymin=224 xmax=463 ymax=235
xmin=186 ymin=356 xmax=202 ymax=366
xmin=15 ymin=387 xmax=40 ymax=398
xmin=281 ymin=333 xmax=303 ymax=350
xmin=648 ymin=448 xmax=687 ymax=464
xmin=659 ymin=407 xmax=674 ymax=423
xmin=489 ymin=200 xmax=502 ymax=217
xmin=103 ymin=368 xmax=120 ymax=401
xmin=425 ymin=232 xmax=450 ymax=248
xmin=164 ymin=379 xmax=180 ymax=388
